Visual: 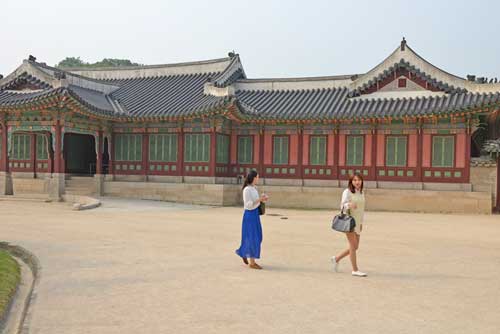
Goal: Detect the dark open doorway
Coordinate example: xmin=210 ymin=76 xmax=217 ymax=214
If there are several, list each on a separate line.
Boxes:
xmin=64 ymin=133 xmax=96 ymax=175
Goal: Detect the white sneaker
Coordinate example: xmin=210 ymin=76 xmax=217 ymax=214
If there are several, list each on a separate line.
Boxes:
xmin=331 ymin=256 xmax=339 ymax=272
xmin=352 ymin=271 xmax=367 ymax=277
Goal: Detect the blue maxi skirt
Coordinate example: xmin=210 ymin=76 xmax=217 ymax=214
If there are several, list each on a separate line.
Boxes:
xmin=235 ymin=208 xmax=263 ymax=259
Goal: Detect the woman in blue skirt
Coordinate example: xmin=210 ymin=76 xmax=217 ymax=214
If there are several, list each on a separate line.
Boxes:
xmin=236 ymin=170 xmax=268 ymax=269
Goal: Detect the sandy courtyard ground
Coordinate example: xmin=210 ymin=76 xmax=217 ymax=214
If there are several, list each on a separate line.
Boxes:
xmin=1 ymin=197 xmax=499 ymax=334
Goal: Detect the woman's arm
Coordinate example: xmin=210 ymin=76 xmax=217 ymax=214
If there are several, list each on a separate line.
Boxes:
xmin=243 ymin=187 xmax=266 ymax=210
xmin=340 ymin=189 xmax=351 ymax=211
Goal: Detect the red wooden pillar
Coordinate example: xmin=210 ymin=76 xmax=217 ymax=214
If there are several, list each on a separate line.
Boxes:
xmin=54 ymin=120 xmax=62 ymax=174
xmin=96 ymin=131 xmax=103 ymax=175
xmin=47 ymin=133 xmax=53 ymax=174
xmin=297 ymin=127 xmax=303 ymax=181
xmin=417 ymin=121 xmax=423 ymax=182
xmin=334 ymin=128 xmax=340 ymax=180
xmin=371 ymin=127 xmax=377 ymax=182
xmin=327 ymin=129 xmax=339 ymax=180
xmin=142 ymin=133 xmax=149 ymax=177
xmin=178 ymin=128 xmax=184 ymax=177
xmin=259 ymin=127 xmax=264 ymax=176
xmin=109 ymin=133 xmax=115 ymax=175
xmin=30 ymin=133 xmax=36 ymax=177
xmin=209 ymin=130 xmax=217 ymax=176
xmin=0 ymin=122 xmax=8 ymax=172
xmin=464 ymin=129 xmax=472 ymax=183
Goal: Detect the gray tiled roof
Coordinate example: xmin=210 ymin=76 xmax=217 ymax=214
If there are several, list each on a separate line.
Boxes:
xmin=236 ymin=88 xmax=500 ymax=120
xmin=3 ymin=42 xmax=500 ymax=121
xmin=211 ymin=56 xmax=246 ymax=87
xmin=351 ymin=60 xmax=466 ymax=96
xmin=0 ymin=72 xmax=52 ymax=90
xmin=108 ymin=73 xmax=229 ymax=117
xmin=67 ymin=85 xmax=115 ymax=115
xmin=0 ymin=87 xmax=63 ymax=105
xmin=0 ymin=86 xmax=117 ymax=117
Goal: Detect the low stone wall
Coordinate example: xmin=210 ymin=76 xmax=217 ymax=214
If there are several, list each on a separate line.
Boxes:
xmin=258 ymin=185 xmax=491 ymax=214
xmin=103 ymin=181 xmax=239 ymax=206
xmin=5 ymin=173 xmax=495 ymax=214
xmin=470 ymin=165 xmax=497 ymax=205
xmin=11 ymin=177 xmax=47 ymax=194
xmin=102 ymin=180 xmax=492 ymax=214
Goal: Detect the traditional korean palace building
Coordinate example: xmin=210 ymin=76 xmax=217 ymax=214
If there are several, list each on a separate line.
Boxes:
xmin=1 ymin=39 xmax=499 ymax=212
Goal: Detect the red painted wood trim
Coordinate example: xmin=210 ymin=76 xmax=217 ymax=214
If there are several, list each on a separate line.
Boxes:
xmin=209 ymin=130 xmax=217 ymax=176
xmin=298 ymin=129 xmax=303 ymax=180
xmin=464 ymin=131 xmax=471 ymax=183
xmin=259 ymin=130 xmax=264 ymax=176
xmin=334 ymin=130 xmax=339 ymax=179
xmin=417 ymin=127 xmax=423 ymax=182
xmin=109 ymin=132 xmax=115 ymax=174
xmin=178 ymin=128 xmax=184 ymax=177
xmin=142 ymin=133 xmax=149 ymax=176
xmin=96 ymin=131 xmax=103 ymax=175
xmin=48 ymin=138 xmax=53 ymax=174
xmin=31 ymin=133 xmax=36 ymax=176
xmin=371 ymin=131 xmax=377 ymax=181
xmin=1 ymin=125 xmax=8 ymax=172
xmin=54 ymin=120 xmax=62 ymax=174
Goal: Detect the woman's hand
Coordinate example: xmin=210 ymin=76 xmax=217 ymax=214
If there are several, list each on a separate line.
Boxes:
xmin=349 ymin=202 xmax=357 ymax=210
xmin=260 ymin=194 xmax=269 ymax=202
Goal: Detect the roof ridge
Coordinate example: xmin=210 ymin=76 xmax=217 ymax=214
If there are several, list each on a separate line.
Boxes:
xmin=62 ymin=56 xmax=232 ymax=72
xmin=237 ymin=74 xmax=357 ymax=83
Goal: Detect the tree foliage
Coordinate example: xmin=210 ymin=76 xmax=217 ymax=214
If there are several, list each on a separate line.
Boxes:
xmin=56 ymin=57 xmax=141 ymax=68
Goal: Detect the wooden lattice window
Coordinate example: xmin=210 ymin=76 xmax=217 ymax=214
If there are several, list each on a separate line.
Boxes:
xmin=273 ymin=136 xmax=289 ymax=165
xmin=149 ymin=134 xmax=177 ymax=162
xmin=12 ymin=134 xmax=31 ymax=160
xmin=310 ymin=136 xmax=327 ymax=165
xmin=216 ymin=134 xmax=230 ymax=164
xmin=237 ymin=136 xmax=253 ymax=164
xmin=346 ymin=135 xmax=364 ymax=166
xmin=386 ymin=136 xmax=407 ymax=167
xmin=432 ymin=136 xmax=454 ymax=167
xmin=36 ymin=134 xmax=49 ymax=160
xmin=184 ymin=133 xmax=210 ymax=162
xmin=115 ymin=134 xmax=142 ymax=161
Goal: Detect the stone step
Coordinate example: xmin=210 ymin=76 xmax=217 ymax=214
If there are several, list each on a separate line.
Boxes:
xmin=65 ymin=190 xmax=96 ymax=195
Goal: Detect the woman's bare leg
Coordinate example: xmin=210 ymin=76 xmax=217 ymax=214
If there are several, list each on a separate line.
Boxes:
xmin=335 ymin=232 xmax=360 ymax=263
xmin=346 ymin=232 xmax=359 ymax=271
xmin=249 ymin=258 xmax=255 ymax=265
xmin=335 ymin=248 xmax=350 ymax=262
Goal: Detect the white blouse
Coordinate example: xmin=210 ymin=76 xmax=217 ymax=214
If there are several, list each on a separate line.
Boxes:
xmin=341 ymin=188 xmax=362 ymax=211
xmin=243 ymin=185 xmax=260 ymax=210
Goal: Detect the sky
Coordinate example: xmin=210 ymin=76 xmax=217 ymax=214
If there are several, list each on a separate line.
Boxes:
xmin=1 ymin=0 xmax=500 ymax=80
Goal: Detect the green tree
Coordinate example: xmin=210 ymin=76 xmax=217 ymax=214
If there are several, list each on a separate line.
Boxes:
xmin=56 ymin=57 xmax=86 ymax=68
xmin=56 ymin=57 xmax=140 ymax=68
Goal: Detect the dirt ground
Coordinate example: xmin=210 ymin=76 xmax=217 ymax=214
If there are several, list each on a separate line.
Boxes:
xmin=1 ymin=197 xmax=499 ymax=334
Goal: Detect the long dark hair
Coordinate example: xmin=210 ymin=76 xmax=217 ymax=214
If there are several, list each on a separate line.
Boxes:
xmin=348 ymin=172 xmax=364 ymax=194
xmin=242 ymin=170 xmax=259 ymax=190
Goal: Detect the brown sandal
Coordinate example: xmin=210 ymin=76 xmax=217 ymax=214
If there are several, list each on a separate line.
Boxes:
xmin=249 ymin=263 xmax=262 ymax=270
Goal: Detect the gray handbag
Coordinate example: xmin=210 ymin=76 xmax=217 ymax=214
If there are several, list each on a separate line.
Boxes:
xmin=331 ymin=208 xmax=356 ymax=233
